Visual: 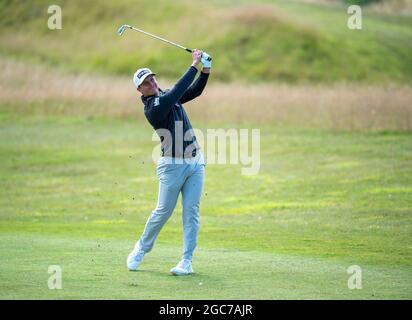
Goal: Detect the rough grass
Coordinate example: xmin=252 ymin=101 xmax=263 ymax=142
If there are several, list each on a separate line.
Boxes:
xmin=1 ymin=57 xmax=411 ymax=130
xmin=0 ymin=0 xmax=411 ymax=83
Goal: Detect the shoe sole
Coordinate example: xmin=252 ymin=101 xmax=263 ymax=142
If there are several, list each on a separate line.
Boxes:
xmin=170 ymin=269 xmax=193 ymax=276
xmin=171 ymin=272 xmax=192 ymax=276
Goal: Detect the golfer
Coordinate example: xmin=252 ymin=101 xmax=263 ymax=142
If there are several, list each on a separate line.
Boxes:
xmin=127 ymin=49 xmax=211 ymax=275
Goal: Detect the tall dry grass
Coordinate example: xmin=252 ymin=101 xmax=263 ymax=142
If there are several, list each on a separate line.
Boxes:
xmin=300 ymin=0 xmax=412 ymax=15
xmin=189 ymin=83 xmax=412 ymax=130
xmin=1 ymin=57 xmax=411 ymax=130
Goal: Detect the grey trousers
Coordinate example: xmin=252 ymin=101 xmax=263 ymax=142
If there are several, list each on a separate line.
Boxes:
xmin=137 ymin=152 xmax=205 ymax=261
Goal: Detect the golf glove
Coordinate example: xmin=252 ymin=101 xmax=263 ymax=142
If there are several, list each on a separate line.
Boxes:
xmin=201 ymin=52 xmax=212 ymax=69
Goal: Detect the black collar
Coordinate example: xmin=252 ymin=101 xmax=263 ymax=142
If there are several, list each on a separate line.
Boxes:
xmin=141 ymin=89 xmax=164 ymax=103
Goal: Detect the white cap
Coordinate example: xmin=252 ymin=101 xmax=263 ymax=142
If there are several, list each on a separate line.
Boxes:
xmin=133 ymin=68 xmax=156 ymax=88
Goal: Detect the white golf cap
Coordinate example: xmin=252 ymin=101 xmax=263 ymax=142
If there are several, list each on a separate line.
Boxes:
xmin=133 ymin=67 xmax=156 ymax=88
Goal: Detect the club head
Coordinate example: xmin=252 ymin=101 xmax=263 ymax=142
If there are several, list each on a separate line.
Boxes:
xmin=117 ymin=25 xmax=129 ymax=36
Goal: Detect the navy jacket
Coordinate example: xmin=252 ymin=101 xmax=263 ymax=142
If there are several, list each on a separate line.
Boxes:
xmin=141 ymin=66 xmax=209 ymax=158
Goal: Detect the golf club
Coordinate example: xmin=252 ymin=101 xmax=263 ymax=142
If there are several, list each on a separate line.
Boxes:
xmin=117 ymin=24 xmax=212 ymax=61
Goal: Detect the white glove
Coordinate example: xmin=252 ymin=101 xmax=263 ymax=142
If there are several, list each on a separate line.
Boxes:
xmin=201 ymin=52 xmax=212 ymax=69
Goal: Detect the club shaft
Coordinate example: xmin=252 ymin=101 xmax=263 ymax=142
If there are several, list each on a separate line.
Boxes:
xmin=129 ymin=26 xmax=192 ymax=53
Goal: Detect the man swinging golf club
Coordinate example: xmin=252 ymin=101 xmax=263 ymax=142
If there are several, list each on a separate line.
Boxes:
xmin=127 ymin=49 xmax=211 ymax=275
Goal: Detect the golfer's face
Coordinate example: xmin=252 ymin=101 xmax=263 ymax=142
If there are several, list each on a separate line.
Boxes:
xmin=140 ymin=75 xmax=159 ymax=96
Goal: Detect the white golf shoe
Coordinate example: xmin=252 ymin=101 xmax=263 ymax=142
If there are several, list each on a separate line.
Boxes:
xmin=127 ymin=245 xmax=145 ymax=271
xmin=170 ymin=259 xmax=193 ymax=276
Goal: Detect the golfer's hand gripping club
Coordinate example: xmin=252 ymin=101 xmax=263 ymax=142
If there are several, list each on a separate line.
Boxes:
xmin=201 ymin=52 xmax=212 ymax=68
xmin=191 ymin=50 xmax=202 ymax=68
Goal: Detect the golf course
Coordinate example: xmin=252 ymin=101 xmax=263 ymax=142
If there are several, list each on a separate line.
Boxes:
xmin=1 ymin=0 xmax=411 ymax=299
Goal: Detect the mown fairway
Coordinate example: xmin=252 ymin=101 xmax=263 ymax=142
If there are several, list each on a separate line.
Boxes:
xmin=1 ymin=113 xmax=411 ymax=299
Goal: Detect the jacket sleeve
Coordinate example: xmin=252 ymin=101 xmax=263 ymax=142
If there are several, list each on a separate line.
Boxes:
xmin=179 ymin=71 xmax=209 ymax=104
xmin=146 ymin=66 xmax=198 ymax=122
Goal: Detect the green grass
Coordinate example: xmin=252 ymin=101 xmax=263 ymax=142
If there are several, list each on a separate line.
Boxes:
xmin=1 ymin=111 xmax=411 ymax=299
xmin=0 ymin=0 xmax=411 ymax=83
xmin=1 ymin=234 xmax=411 ymax=299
